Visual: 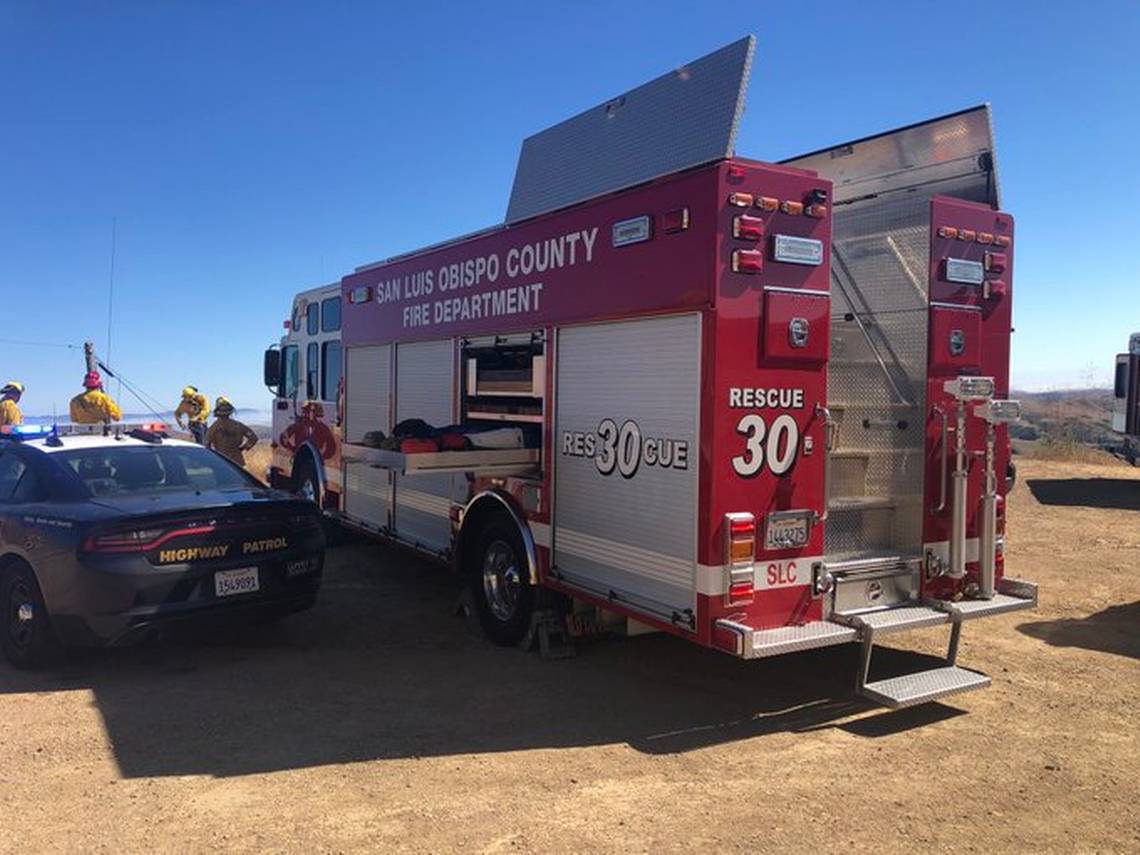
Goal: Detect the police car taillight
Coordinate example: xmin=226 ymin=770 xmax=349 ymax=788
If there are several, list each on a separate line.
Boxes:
xmin=724 ymin=512 xmax=756 ymax=604
xmin=81 ymin=523 xmax=214 ymax=553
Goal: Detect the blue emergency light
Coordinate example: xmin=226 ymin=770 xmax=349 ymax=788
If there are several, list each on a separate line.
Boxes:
xmin=0 ymin=424 xmax=55 ymax=439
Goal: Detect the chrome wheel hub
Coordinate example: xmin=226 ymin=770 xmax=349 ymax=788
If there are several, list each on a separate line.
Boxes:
xmin=8 ymin=580 xmax=35 ymax=648
xmin=299 ymin=478 xmax=317 ymax=503
xmin=482 ymin=540 xmax=522 ymax=622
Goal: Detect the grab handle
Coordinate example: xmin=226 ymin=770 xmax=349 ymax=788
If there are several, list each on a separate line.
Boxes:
xmin=931 ymin=405 xmax=948 ymax=513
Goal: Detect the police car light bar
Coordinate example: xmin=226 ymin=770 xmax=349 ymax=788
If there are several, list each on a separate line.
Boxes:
xmin=0 ymin=424 xmax=54 ymax=438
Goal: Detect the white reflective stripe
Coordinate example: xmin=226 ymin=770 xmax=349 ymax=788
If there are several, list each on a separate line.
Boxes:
xmin=696 ymin=557 xmax=823 ymax=596
xmin=396 ymin=488 xmax=452 ymax=517
xmin=924 ymin=538 xmax=981 ymax=565
xmin=556 ymin=528 xmax=692 ymax=589
xmin=530 ymin=521 xmax=551 ymax=548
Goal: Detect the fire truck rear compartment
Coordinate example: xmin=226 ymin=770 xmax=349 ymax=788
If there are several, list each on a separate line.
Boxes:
xmin=720 ymin=106 xmax=1039 ymax=708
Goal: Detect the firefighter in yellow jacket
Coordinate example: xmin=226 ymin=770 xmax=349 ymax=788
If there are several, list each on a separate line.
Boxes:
xmin=0 ymin=381 xmax=24 ymax=426
xmin=69 ymin=371 xmax=123 ymax=425
xmin=205 ymin=397 xmax=258 ymax=466
xmin=174 ymin=385 xmax=210 ymax=444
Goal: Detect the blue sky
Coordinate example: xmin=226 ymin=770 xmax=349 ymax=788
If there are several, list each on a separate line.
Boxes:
xmin=2 ymin=1 xmax=1138 ymax=418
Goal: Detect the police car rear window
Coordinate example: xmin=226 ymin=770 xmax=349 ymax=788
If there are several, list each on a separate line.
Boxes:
xmin=53 ymin=446 xmax=258 ymax=496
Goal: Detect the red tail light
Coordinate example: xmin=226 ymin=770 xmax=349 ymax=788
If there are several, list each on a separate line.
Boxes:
xmin=733 ymin=214 xmax=765 ymax=242
xmin=732 ymin=249 xmax=764 ymax=274
xmin=729 ymin=579 xmax=755 ymax=601
xmin=81 ymin=524 xmax=216 ymax=553
xmin=724 ymin=512 xmax=756 ymax=605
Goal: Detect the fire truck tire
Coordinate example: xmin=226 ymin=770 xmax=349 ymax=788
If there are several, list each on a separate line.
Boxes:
xmin=292 ymin=458 xmax=346 ymax=545
xmin=293 ymin=459 xmax=321 ymax=506
xmin=1 ymin=560 xmax=61 ymax=670
xmin=468 ymin=521 xmax=534 ymax=646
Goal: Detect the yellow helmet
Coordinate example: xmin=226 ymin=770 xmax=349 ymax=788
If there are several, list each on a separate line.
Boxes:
xmin=1 ymin=381 xmax=24 ymax=395
xmin=181 ymin=385 xmax=198 ymax=398
xmin=215 ymin=396 xmax=234 ymax=415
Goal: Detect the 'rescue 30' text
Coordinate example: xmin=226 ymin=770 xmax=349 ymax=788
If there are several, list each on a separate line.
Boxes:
xmin=562 ymin=419 xmax=689 ymax=479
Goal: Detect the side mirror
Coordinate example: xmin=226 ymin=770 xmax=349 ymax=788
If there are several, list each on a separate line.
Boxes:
xmin=263 ymin=348 xmax=281 ymax=390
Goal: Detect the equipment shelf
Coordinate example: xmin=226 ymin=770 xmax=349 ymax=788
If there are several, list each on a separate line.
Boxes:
xmin=342 ymin=443 xmax=540 ymax=476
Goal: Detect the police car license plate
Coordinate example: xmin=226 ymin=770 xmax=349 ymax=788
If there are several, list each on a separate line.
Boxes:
xmin=215 ymin=566 xmax=260 ymax=597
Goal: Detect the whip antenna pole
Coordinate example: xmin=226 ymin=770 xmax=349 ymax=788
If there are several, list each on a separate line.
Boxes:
xmin=106 ymin=217 xmax=120 ymax=399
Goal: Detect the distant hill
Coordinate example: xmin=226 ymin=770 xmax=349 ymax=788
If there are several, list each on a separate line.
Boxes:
xmin=22 ymin=408 xmax=272 ymax=428
xmin=1010 ymin=387 xmax=1116 ymax=448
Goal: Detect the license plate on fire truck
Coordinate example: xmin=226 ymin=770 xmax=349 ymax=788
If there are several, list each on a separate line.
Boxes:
xmin=214 ymin=566 xmax=260 ymax=597
xmin=764 ymin=512 xmax=812 ymax=550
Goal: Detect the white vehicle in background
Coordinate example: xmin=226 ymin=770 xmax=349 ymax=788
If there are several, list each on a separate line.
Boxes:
xmin=1112 ymin=332 xmax=1140 ymax=464
xmin=264 ymin=283 xmax=343 ymax=505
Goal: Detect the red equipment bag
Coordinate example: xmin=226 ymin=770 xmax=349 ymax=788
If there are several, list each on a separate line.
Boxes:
xmin=400 ymin=437 xmax=440 ymax=453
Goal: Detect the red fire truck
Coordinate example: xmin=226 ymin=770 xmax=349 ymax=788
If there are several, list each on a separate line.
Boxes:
xmin=266 ymin=37 xmax=1036 ymax=708
xmin=1112 ymin=333 xmax=1140 ymax=464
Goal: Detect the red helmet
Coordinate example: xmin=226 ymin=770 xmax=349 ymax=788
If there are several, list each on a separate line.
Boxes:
xmin=83 ymin=371 xmax=103 ymax=389
xmin=301 ymin=400 xmax=325 ymax=418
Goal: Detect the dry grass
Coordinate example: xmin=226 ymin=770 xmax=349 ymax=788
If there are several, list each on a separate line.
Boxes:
xmin=1027 ymin=436 xmax=1120 ymax=465
xmin=243 ymin=440 xmax=273 ymax=481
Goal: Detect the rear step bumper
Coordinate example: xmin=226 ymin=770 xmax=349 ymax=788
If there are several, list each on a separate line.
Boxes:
xmin=714 ymin=577 xmax=1036 ymax=708
xmin=862 ymin=666 xmax=991 ymax=709
xmin=716 ymin=620 xmax=857 ymax=658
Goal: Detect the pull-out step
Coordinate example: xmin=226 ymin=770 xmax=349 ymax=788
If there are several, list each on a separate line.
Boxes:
xmin=847 ymin=604 xmax=1001 ymax=709
xmin=861 ymin=666 xmax=991 ymax=709
xmin=932 ymin=592 xmax=1036 ymax=621
xmin=835 ymin=604 xmax=949 ymax=634
xmin=717 ymin=578 xmax=1036 ymax=708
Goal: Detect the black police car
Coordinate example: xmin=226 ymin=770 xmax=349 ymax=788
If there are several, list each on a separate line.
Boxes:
xmin=0 ymin=424 xmax=324 ymax=668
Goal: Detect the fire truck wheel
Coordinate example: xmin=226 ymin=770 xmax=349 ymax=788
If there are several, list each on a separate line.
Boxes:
xmin=294 ymin=459 xmax=320 ymax=506
xmin=1 ymin=560 xmax=60 ymax=670
xmin=470 ymin=521 xmax=533 ymax=646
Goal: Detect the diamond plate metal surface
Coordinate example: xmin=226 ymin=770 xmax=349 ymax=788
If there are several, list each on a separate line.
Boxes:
xmin=861 ymin=666 xmax=991 ymax=709
xmin=823 ymin=190 xmax=930 ymax=558
xmin=506 ymin=36 xmax=754 ymax=223
xmin=781 ymin=105 xmax=1000 ymax=209
xmin=998 ymin=577 xmax=1039 ymax=603
xmin=935 ymin=593 xmax=1036 ymax=620
xmin=839 ymin=605 xmax=950 ymax=633
xmin=742 ymin=621 xmax=858 ymax=658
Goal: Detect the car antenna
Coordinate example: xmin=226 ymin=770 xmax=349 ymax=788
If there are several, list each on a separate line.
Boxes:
xmin=45 ymin=406 xmax=63 ymax=447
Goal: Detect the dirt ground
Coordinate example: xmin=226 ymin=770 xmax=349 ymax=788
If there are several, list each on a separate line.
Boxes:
xmin=1 ymin=457 xmax=1137 ymax=853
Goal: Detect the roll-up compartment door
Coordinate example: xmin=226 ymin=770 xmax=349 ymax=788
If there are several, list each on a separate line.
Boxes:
xmin=394 ymin=339 xmax=456 ymax=552
xmin=345 ymin=345 xmax=391 ymax=443
xmin=554 ymin=313 xmax=701 ymax=626
xmin=344 ymin=345 xmax=392 ymax=527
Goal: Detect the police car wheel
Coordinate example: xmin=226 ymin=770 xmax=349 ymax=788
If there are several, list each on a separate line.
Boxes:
xmin=1 ymin=562 xmax=58 ymax=669
xmin=470 ymin=521 xmax=533 ymax=646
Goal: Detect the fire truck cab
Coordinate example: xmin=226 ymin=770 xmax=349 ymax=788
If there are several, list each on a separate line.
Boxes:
xmin=265 ymin=283 xmax=343 ymax=505
xmin=271 ymin=36 xmax=1037 ymax=708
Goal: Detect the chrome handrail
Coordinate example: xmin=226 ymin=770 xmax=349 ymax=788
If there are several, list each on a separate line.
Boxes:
xmin=816 ymin=403 xmax=836 ymax=522
xmin=931 ymin=405 xmax=949 ymax=513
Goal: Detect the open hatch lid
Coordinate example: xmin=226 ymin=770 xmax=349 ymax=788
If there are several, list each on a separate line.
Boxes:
xmin=781 ymin=105 xmax=1001 ymax=209
xmin=505 ymin=35 xmax=755 ymax=224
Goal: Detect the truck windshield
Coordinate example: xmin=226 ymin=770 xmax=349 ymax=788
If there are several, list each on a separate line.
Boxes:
xmin=53 ymin=445 xmax=260 ymax=497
